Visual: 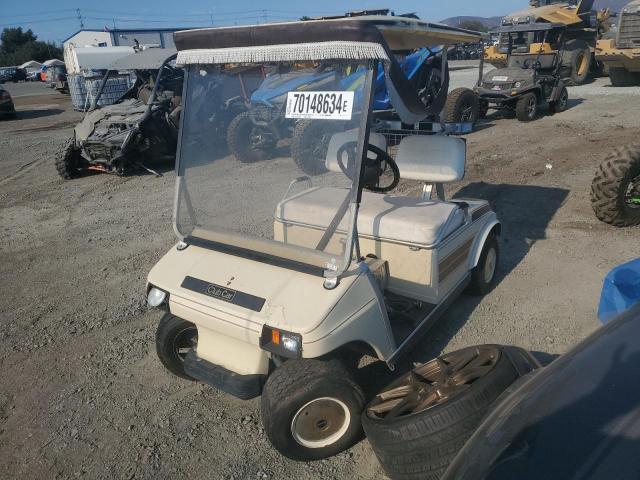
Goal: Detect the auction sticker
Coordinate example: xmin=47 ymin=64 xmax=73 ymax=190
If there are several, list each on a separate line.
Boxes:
xmin=492 ymin=76 xmax=509 ymax=82
xmin=286 ymin=91 xmax=354 ymax=120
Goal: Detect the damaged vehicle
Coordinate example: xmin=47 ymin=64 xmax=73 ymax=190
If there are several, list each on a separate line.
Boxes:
xmin=55 ymin=49 xmax=184 ymax=179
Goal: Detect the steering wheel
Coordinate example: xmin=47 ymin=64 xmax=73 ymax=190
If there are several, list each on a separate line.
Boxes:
xmin=523 ymin=58 xmax=542 ymax=70
xmin=336 ymin=141 xmax=400 ymax=193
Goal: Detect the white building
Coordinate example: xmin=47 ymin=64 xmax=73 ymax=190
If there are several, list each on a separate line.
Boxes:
xmin=62 ymin=27 xmax=198 ymax=50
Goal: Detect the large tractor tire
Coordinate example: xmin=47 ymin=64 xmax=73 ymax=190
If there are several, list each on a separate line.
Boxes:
xmin=442 ymin=88 xmax=479 ymax=126
xmin=55 ymin=137 xmax=84 ymax=180
xmin=609 ymin=68 xmax=640 ymax=87
xmin=591 ymin=145 xmax=640 ymax=227
xmin=362 ymin=346 xmax=537 ymax=480
xmin=561 ymin=40 xmax=592 ymax=86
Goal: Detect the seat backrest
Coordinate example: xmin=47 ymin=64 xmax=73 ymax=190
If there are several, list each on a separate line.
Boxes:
xmin=395 ymin=135 xmax=466 ymax=183
xmin=325 ymin=130 xmax=387 ymax=173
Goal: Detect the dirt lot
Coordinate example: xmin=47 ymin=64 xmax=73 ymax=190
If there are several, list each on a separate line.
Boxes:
xmin=1 ymin=71 xmax=638 ymax=480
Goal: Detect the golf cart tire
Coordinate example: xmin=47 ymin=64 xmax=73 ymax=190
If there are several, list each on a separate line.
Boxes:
xmin=362 ymin=346 xmax=523 ymax=480
xmin=515 ymin=92 xmax=538 ymax=122
xmin=227 ymin=111 xmax=273 ymax=163
xmin=55 ymin=137 xmax=83 ymax=180
xmin=609 ymin=68 xmax=640 ymax=87
xmin=442 ymin=88 xmax=479 ymax=126
xmin=561 ymin=40 xmax=591 ymax=86
xmin=291 ymin=120 xmax=331 ymax=175
xmin=467 ymin=232 xmax=499 ymax=296
xmin=155 ymin=313 xmax=198 ymax=380
xmin=591 ymin=145 xmax=640 ymax=227
xmin=261 ymin=358 xmax=365 ymax=461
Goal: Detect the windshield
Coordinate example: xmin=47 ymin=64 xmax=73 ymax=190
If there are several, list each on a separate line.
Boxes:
xmin=175 ymin=61 xmax=374 ymax=276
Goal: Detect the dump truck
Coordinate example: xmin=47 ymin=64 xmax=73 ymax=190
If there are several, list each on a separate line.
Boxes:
xmin=596 ymin=1 xmax=640 ymax=86
xmin=485 ymin=0 xmax=607 ymax=85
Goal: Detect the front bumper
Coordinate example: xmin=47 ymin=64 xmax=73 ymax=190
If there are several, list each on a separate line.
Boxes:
xmin=475 ymin=87 xmax=520 ymax=104
xmin=184 ymin=350 xmax=266 ymax=400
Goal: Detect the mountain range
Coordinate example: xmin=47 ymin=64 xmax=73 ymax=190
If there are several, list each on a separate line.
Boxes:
xmin=440 ymin=0 xmax=630 ymax=28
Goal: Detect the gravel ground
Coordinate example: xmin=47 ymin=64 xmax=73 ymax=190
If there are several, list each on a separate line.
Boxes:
xmin=1 ymin=67 xmax=639 ymax=480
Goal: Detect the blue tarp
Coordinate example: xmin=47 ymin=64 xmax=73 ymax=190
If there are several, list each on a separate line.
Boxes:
xmin=598 ymin=258 xmax=640 ymax=324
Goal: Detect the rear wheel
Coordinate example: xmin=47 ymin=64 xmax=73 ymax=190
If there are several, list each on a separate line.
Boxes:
xmin=362 ymin=345 xmax=522 ymax=480
xmin=515 ymin=92 xmax=538 ymax=122
xmin=261 ymin=358 xmax=364 ymax=461
xmin=155 ymin=314 xmax=198 ymax=380
xmin=442 ymin=88 xmax=479 ymax=126
xmin=591 ymin=145 xmax=640 ymax=227
xmin=227 ymin=111 xmax=276 ymax=163
xmin=291 ymin=120 xmax=335 ymax=175
xmin=609 ymin=68 xmax=640 ymax=87
xmin=549 ymin=85 xmax=569 ymax=114
xmin=55 ymin=137 xmax=84 ymax=179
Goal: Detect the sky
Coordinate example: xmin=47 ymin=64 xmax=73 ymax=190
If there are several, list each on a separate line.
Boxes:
xmin=1 ymin=0 xmax=525 ymax=44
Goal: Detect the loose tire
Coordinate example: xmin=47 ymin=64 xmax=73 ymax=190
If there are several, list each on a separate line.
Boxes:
xmin=468 ymin=232 xmax=499 ymax=295
xmin=549 ymin=85 xmax=569 ymax=114
xmin=591 ymin=145 xmax=640 ymax=227
xmin=261 ymin=358 xmax=365 ymax=461
xmin=442 ymin=88 xmax=479 ymax=126
xmin=609 ymin=67 xmax=640 ymax=87
xmin=290 ymin=120 xmax=335 ymax=175
xmin=226 ymin=111 xmax=275 ymax=163
xmin=515 ymin=92 xmax=538 ymax=122
xmin=55 ymin=137 xmax=83 ymax=179
xmin=362 ymin=345 xmax=522 ymax=480
xmin=561 ymin=40 xmax=592 ymax=85
xmin=155 ymin=313 xmax=198 ymax=380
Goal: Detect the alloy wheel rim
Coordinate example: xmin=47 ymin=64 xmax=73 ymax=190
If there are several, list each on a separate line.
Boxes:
xmin=625 ymin=177 xmax=640 ymax=209
xmin=367 ymin=346 xmax=500 ymax=420
xmin=291 ymin=397 xmax=351 ymax=448
xmin=527 ymin=97 xmax=537 ymax=118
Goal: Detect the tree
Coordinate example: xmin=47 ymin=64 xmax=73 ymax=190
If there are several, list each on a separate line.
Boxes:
xmin=0 ymin=27 xmax=62 ymax=67
xmin=458 ymin=20 xmax=490 ymax=33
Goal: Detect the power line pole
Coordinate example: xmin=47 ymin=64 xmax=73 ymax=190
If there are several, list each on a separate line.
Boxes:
xmin=262 ymin=9 xmax=268 ymax=23
xmin=76 ymin=8 xmax=84 ymax=29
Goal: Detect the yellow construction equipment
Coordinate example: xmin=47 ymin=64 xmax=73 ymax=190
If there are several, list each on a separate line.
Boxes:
xmin=596 ymin=1 xmax=640 ymax=86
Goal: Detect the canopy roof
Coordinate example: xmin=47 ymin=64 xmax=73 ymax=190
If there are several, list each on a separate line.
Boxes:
xmin=19 ymin=60 xmax=41 ymax=69
xmin=108 ymin=48 xmax=177 ymax=71
xmin=174 ymin=16 xmax=482 ymax=54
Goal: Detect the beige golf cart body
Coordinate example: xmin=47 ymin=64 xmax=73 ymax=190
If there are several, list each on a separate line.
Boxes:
xmin=147 ymin=17 xmax=498 ymax=396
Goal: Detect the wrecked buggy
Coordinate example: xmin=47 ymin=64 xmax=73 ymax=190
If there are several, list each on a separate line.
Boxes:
xmin=56 ymin=49 xmax=184 ymax=178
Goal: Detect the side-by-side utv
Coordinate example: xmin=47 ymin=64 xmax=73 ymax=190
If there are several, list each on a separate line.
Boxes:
xmin=474 ymin=23 xmax=570 ymax=122
xmin=145 ymin=17 xmax=500 ymax=461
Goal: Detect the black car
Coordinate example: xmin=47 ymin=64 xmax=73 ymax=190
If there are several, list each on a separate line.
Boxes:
xmin=0 ymin=85 xmax=16 ymax=118
xmin=0 ymin=67 xmax=27 ymax=83
xmin=443 ymin=304 xmax=640 ymax=480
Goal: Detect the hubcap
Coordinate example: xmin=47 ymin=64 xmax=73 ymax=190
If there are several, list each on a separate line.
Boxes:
xmin=625 ymin=176 xmax=640 ymax=209
xmin=173 ymin=326 xmax=197 ymax=362
xmin=460 ymin=101 xmax=474 ymax=122
xmin=527 ymin=97 xmax=537 ymax=117
xmin=291 ymin=397 xmax=351 ymax=448
xmin=484 ymin=247 xmax=497 ymax=284
xmin=559 ymin=91 xmax=568 ymax=110
xmin=367 ymin=346 xmax=500 ymax=420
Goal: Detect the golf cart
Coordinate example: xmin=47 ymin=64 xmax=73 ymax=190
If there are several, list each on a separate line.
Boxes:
xmin=56 ymin=49 xmax=184 ymax=178
xmin=474 ymin=23 xmax=570 ymax=122
xmin=146 ymin=17 xmax=499 ymax=461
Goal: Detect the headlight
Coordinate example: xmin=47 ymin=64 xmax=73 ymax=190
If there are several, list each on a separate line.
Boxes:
xmin=260 ymin=325 xmax=302 ymax=359
xmin=147 ymin=287 xmax=168 ymax=307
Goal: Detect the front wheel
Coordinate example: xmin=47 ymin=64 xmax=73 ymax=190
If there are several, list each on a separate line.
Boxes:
xmin=442 ymin=88 xmax=479 ymax=126
xmin=549 ymin=85 xmax=569 ymax=114
xmin=591 ymin=145 xmax=640 ymax=227
xmin=226 ymin=111 xmax=276 ymax=163
xmin=291 ymin=120 xmax=335 ymax=175
xmin=155 ymin=314 xmax=198 ymax=380
xmin=515 ymin=92 xmax=538 ymax=122
xmin=467 ymin=232 xmax=499 ymax=295
xmin=55 ymin=137 xmax=84 ymax=179
xmin=261 ymin=358 xmax=364 ymax=461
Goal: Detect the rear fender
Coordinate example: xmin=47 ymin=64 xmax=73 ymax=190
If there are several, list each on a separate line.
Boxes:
xmin=469 ymin=219 xmax=501 ymax=269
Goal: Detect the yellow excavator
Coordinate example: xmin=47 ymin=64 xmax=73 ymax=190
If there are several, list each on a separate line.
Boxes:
xmin=596 ymin=1 xmax=640 ymax=86
xmin=485 ymin=0 xmax=610 ymax=85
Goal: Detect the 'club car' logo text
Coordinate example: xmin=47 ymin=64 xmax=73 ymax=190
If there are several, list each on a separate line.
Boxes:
xmin=206 ymin=284 xmax=236 ymax=302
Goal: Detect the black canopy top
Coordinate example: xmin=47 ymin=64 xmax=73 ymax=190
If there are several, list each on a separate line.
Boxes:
xmin=174 ymin=16 xmax=482 ymax=53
